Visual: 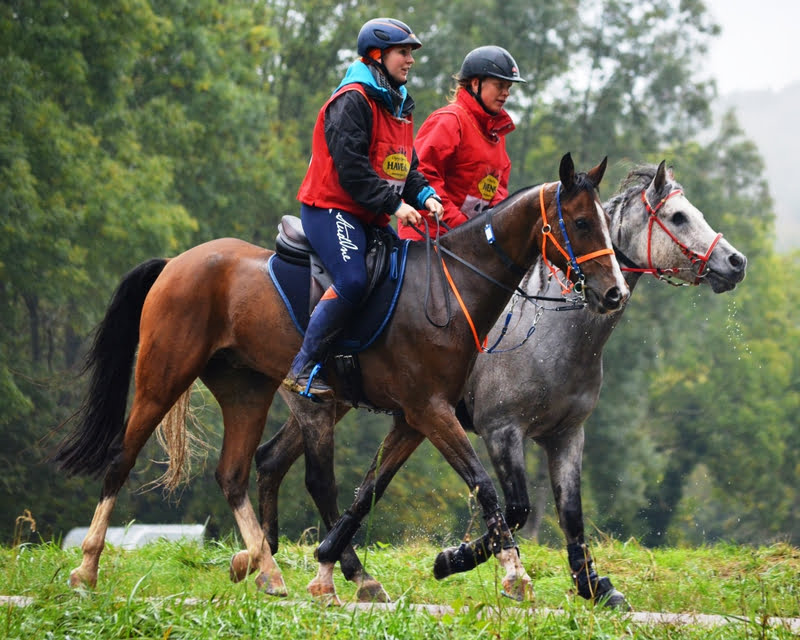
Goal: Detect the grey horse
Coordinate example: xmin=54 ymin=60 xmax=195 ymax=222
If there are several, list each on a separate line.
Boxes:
xmin=255 ymin=161 xmax=747 ymax=606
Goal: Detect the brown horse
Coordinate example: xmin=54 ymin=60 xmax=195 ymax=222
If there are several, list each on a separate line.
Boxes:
xmin=54 ymin=153 xmax=627 ymax=601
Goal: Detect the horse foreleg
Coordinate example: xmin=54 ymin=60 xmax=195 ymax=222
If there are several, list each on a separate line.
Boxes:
xmin=412 ymin=408 xmax=531 ymax=601
xmin=545 ymin=428 xmax=627 ymax=609
xmin=434 ymin=423 xmax=531 ymax=580
xmin=311 ymin=416 xmax=424 ymax=603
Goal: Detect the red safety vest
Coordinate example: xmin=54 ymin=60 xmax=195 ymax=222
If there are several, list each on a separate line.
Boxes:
xmin=297 ymin=83 xmax=415 ymax=227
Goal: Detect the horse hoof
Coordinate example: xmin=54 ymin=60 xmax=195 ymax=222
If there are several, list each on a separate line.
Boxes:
xmin=308 ymin=581 xmax=341 ymax=606
xmin=598 ymin=588 xmax=629 ymax=610
xmin=68 ymin=568 xmax=96 ymax=589
xmin=229 ymin=551 xmax=257 ymax=583
xmin=433 ymin=543 xmax=476 ymax=579
xmin=356 ymin=579 xmax=391 ymax=603
xmin=255 ymin=571 xmax=288 ymax=597
xmin=502 ymin=575 xmax=533 ymax=602
xmin=433 ymin=547 xmax=456 ymax=580
xmin=591 ymin=576 xmax=630 ymax=610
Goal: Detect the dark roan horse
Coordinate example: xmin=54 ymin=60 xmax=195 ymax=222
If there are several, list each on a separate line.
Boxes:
xmin=254 ymin=161 xmax=746 ymax=606
xmin=53 ymin=153 xmax=627 ymax=601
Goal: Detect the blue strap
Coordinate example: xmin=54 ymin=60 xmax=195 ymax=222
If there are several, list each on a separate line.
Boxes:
xmin=484 ymin=211 xmax=527 ymax=277
xmin=298 ymin=363 xmax=324 ymax=399
xmin=555 ymin=183 xmax=583 ymax=280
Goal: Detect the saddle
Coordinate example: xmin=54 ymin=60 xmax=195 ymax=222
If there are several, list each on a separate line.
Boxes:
xmin=275 ymin=215 xmax=397 ymax=314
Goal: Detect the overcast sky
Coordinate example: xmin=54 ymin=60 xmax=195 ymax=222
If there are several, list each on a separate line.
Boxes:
xmin=704 ymin=0 xmax=800 ymax=93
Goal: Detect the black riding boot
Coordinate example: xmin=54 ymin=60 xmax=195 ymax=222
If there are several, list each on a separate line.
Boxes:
xmin=282 ymin=290 xmax=354 ymax=400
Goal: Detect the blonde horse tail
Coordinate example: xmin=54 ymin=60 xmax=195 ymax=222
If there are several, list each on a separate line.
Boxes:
xmin=145 ymin=384 xmax=210 ymax=494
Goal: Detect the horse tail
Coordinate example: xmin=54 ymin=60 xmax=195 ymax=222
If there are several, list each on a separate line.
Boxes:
xmin=53 ymin=258 xmax=169 ymax=477
xmin=147 ymin=386 xmax=211 ymax=494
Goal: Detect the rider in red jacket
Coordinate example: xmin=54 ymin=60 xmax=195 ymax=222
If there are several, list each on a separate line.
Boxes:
xmin=398 ymin=46 xmax=525 ymax=240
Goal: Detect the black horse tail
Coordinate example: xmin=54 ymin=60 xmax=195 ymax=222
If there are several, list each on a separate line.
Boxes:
xmin=53 ymin=258 xmax=169 ymax=477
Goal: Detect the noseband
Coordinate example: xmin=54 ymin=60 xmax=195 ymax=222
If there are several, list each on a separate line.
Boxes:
xmin=621 ymin=188 xmax=723 ymax=286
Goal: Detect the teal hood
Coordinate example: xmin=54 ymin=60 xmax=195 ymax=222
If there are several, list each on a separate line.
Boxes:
xmin=334 ymin=60 xmax=409 ymax=117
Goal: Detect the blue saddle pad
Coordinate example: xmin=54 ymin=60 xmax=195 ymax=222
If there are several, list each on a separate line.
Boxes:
xmin=267 ymin=241 xmax=410 ymax=354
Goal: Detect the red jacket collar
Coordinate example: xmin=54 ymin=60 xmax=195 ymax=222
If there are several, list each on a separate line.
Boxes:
xmin=455 ymin=88 xmax=515 ymax=140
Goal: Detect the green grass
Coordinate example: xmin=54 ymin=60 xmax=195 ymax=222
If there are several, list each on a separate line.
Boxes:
xmin=1 ymin=537 xmax=798 ymax=638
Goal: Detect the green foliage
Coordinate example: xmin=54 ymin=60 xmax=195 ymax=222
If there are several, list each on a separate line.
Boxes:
xmin=0 ymin=0 xmax=796 ymax=554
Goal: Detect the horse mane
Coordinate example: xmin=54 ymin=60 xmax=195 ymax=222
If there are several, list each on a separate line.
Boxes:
xmin=437 ymin=185 xmax=535 ymax=246
xmin=604 ymin=164 xmax=683 ymax=217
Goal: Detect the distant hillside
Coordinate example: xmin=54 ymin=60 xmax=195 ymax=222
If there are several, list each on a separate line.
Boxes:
xmin=716 ymin=83 xmax=800 ymax=253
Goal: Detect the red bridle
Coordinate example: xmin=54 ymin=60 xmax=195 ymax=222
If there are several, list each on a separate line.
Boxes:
xmin=620 ymin=189 xmax=723 ymax=286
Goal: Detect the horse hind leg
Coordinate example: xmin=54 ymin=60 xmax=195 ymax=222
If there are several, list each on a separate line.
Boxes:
xmin=286 ymin=394 xmax=346 ymax=605
xmin=69 ymin=387 xmax=188 ymax=588
xmin=311 ymin=416 xmax=426 ymax=604
xmin=296 ymin=397 xmax=389 ymax=603
xmin=206 ymin=367 xmax=287 ymax=596
xmin=255 ymin=410 xmax=305 ymax=556
xmin=255 ymin=395 xmax=387 ymax=602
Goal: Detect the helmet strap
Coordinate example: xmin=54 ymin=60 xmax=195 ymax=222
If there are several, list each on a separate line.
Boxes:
xmin=468 ymin=78 xmax=498 ymax=115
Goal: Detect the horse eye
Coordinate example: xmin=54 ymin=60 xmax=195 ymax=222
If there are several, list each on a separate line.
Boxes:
xmin=671 ymin=211 xmax=687 ymax=225
xmin=574 ymin=218 xmax=589 ymax=231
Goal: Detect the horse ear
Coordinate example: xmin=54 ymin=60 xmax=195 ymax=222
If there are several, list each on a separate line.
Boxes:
xmin=559 ymin=152 xmax=575 ymax=189
xmin=587 ymin=156 xmax=608 ymax=189
xmin=667 ymin=164 xmax=675 ymax=181
xmin=653 ymin=160 xmax=667 ymax=193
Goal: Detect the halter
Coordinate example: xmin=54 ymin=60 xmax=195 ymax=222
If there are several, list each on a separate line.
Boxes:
xmin=620 ymin=188 xmax=723 ymax=286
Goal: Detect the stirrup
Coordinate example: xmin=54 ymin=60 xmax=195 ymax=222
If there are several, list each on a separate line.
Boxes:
xmin=282 ymin=363 xmax=333 ymax=401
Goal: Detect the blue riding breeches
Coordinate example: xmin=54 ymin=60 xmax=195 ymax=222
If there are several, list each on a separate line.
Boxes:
xmin=300 ymin=204 xmax=370 ymax=305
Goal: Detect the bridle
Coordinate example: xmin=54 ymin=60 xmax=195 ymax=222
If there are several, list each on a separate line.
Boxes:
xmin=534 ymin=182 xmax=615 ymax=298
xmin=619 ymin=188 xmax=723 ymax=286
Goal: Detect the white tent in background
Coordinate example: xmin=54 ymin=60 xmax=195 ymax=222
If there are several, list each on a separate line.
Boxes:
xmin=62 ymin=523 xmax=206 ymax=550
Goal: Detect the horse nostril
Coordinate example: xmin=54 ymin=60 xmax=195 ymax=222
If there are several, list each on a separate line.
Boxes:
xmin=605 ymin=286 xmax=623 ymax=309
xmin=730 ymin=253 xmax=746 ymax=270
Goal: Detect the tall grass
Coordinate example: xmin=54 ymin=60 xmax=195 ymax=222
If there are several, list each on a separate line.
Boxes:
xmin=1 ymin=537 xmax=798 ymax=638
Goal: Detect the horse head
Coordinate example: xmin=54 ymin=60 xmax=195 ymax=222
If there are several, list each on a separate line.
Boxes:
xmin=536 ymin=153 xmax=628 ymax=314
xmin=612 ymin=161 xmax=747 ymax=292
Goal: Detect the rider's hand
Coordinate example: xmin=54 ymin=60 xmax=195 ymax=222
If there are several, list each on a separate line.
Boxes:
xmin=395 ymin=201 xmax=423 ymax=227
xmin=424 ymin=196 xmax=444 ymax=219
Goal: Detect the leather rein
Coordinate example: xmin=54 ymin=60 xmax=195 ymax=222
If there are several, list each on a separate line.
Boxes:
xmin=411 ymin=182 xmax=615 ymax=352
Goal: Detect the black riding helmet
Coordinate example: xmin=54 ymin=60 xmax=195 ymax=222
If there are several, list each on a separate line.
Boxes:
xmin=357 ymin=18 xmax=422 ymax=89
xmin=457 ymin=45 xmax=526 ymax=84
xmin=457 ymin=45 xmax=525 ymax=114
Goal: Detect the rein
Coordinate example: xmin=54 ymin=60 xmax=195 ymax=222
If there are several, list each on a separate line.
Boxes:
xmin=412 ymin=182 xmax=613 ymax=353
xmin=619 ymin=188 xmax=723 ymax=286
